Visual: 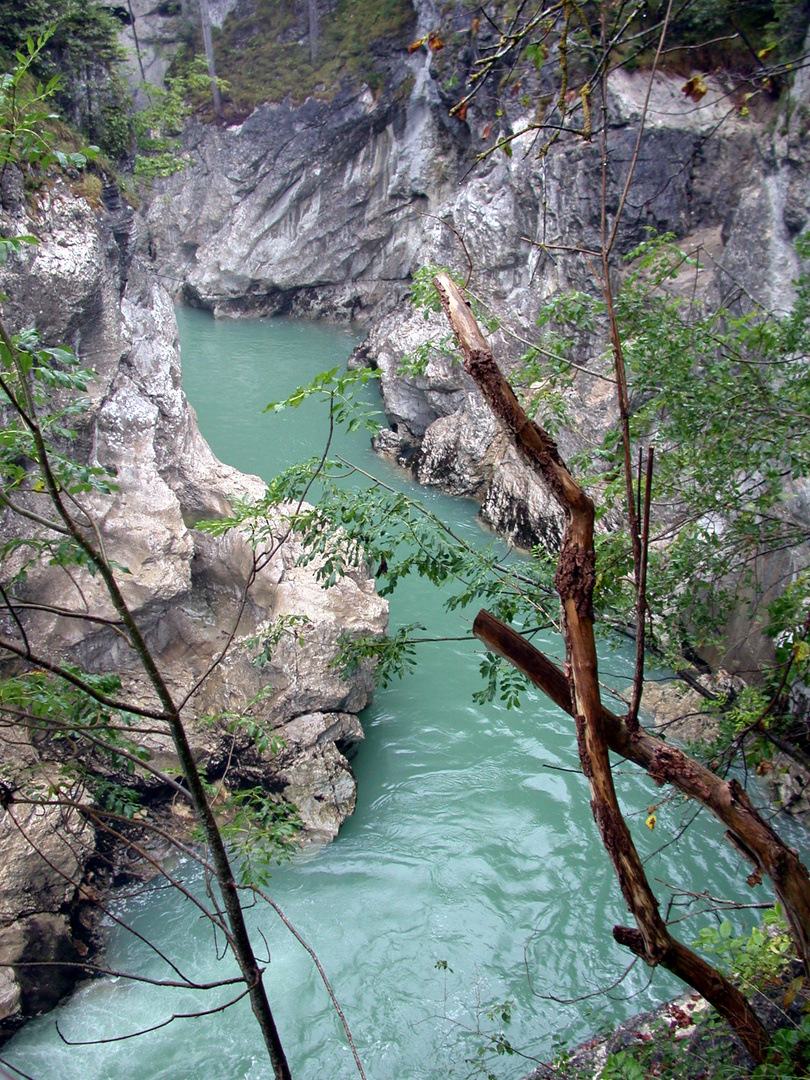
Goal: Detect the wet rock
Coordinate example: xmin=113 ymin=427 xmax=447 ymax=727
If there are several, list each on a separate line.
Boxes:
xmin=0 ymin=915 xmax=83 ymax=1025
xmin=0 ymin=165 xmax=24 ymax=212
xmin=764 ymin=753 xmax=810 ymax=819
xmin=276 ymin=712 xmax=366 ymax=843
xmin=0 ymin=771 xmax=97 ymax=1040
xmin=638 ymin=680 xmax=718 ymax=746
xmin=480 ymin=450 xmax=566 ymax=551
xmin=0 ymin=803 xmax=95 ymax=927
xmin=371 ymin=426 xmax=421 ymax=472
xmin=0 ymin=184 xmax=388 ymax=1033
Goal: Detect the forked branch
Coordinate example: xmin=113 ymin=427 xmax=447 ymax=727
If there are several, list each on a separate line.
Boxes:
xmin=435 ymin=272 xmax=770 ymax=1060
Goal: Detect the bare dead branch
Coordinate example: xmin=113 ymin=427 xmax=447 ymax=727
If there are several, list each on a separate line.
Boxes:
xmin=628 ymin=445 xmax=654 ymax=730
xmin=436 ymin=273 xmax=770 ymax=1059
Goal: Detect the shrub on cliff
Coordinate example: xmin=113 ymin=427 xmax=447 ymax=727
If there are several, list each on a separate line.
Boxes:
xmin=0 ymin=1 xmax=132 ymax=160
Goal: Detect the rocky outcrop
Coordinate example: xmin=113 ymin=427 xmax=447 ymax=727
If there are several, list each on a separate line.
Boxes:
xmin=355 ymin=68 xmax=808 ymax=549
xmin=635 ymin=678 xmax=725 ymax=747
xmin=138 ymin=6 xmax=810 ymax=557
xmin=0 ymin=755 xmax=98 ymax=1035
xmin=142 ymin=68 xmax=457 ymax=319
xmin=765 ymin=753 xmax=810 ymax=818
xmin=0 ymin=178 xmax=387 ymax=1037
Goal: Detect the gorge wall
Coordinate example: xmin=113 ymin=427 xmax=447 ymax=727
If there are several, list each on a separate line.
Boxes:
xmin=3 ymin=0 xmax=810 ymax=1038
xmin=138 ymin=0 xmax=810 ymax=566
xmin=0 ymin=172 xmax=387 ymax=1036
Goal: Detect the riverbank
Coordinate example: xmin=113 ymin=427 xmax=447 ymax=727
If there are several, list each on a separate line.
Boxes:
xmin=526 ymin=963 xmax=810 ymax=1080
xmin=0 ymin=179 xmax=388 ymax=1042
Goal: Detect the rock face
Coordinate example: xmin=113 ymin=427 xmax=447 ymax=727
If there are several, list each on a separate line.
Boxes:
xmin=99 ymin=0 xmax=240 ymax=94
xmin=0 ymin=178 xmax=387 ymax=1037
xmin=0 ymin=779 xmax=97 ymax=1030
xmin=142 ymin=73 xmax=457 ymax=320
xmin=139 ymin=8 xmax=810 ymax=561
xmin=765 ymin=753 xmax=810 ymax=818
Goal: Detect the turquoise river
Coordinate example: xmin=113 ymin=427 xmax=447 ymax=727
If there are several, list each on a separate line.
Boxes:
xmin=4 ymin=310 xmax=806 ymax=1080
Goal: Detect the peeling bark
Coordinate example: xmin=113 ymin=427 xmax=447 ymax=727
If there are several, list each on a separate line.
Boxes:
xmin=435 ymin=274 xmax=771 ymax=1060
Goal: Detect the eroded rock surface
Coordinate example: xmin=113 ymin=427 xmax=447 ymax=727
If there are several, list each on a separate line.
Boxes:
xmin=0 ymin=180 xmax=387 ymax=1036
xmin=139 ymin=18 xmax=810 ymax=561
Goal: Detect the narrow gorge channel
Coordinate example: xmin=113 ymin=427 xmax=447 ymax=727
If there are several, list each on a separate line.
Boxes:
xmin=3 ymin=312 xmax=805 ymax=1080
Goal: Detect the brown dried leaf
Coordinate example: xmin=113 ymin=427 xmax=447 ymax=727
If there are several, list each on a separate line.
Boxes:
xmin=407 ymin=34 xmax=427 ymax=53
xmin=682 ymin=75 xmax=708 ymax=102
xmin=428 ymin=31 xmax=444 ymax=52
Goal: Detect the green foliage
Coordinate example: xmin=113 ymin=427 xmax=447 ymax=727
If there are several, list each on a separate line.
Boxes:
xmin=245 ymin=614 xmax=311 ymax=670
xmin=0 ymin=27 xmax=97 ymax=181
xmin=599 ymin=1009 xmax=810 ymax=1080
xmin=769 ymin=571 xmax=810 ymax=682
xmin=473 ymin=652 xmax=530 ymax=709
xmin=753 ymin=1015 xmax=810 ymax=1080
xmin=515 ymin=292 xmax=594 ymax=434
xmin=333 ymin=624 xmax=420 ymax=687
xmin=402 ymin=265 xmax=497 ymax=376
xmin=769 ymin=0 xmax=810 ymax=59
xmin=662 ymin=0 xmax=774 ymax=38
xmin=0 ymin=2 xmax=130 ymax=159
xmin=433 ymin=955 xmax=525 ymax=1080
xmin=0 ymin=326 xmax=116 ymax=540
xmin=409 ymin=264 xmax=465 ymax=316
xmin=291 ymin=233 xmax=810 ymax=745
xmin=218 ymin=788 xmax=302 ymax=887
xmin=696 ymin=683 xmax=775 ymax=765
xmin=91 ymin=71 xmax=133 ymax=160
xmin=0 ymin=233 xmax=38 ymax=265
xmin=93 ymin=777 xmax=143 ymax=819
xmin=0 ymin=1 xmax=122 ymax=73
xmin=530 ymin=231 xmax=810 ymax=667
xmin=0 ymin=670 xmax=150 ymax=790
xmin=198 ymin=413 xmax=555 ymax=688
xmin=176 ymin=0 xmax=415 ymax=113
xmin=133 ymin=58 xmax=226 ymax=177
xmin=642 ymin=1 xmax=808 ymax=66
xmin=693 ymin=905 xmax=794 ymax=989
xmin=204 ymin=686 xmax=287 ymax=757
xmin=602 ymin=1049 xmax=648 ymax=1080
xmin=263 ymin=365 xmax=382 ymax=435
xmin=400 ymin=265 xmax=465 ymax=375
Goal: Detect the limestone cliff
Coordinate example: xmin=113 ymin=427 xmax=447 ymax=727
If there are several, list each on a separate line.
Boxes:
xmin=137 ymin=3 xmax=810 ymax=557
xmin=0 ymin=175 xmax=387 ymax=1037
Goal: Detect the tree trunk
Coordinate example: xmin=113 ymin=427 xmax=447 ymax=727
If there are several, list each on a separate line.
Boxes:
xmin=199 ymin=0 xmax=223 ymax=118
xmin=308 ymin=0 xmax=319 ymax=61
xmin=434 ymin=273 xmax=770 ymax=1062
xmin=126 ymin=0 xmax=147 ymax=83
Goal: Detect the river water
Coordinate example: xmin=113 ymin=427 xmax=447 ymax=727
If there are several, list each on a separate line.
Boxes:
xmin=4 ymin=311 xmax=802 ymax=1080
